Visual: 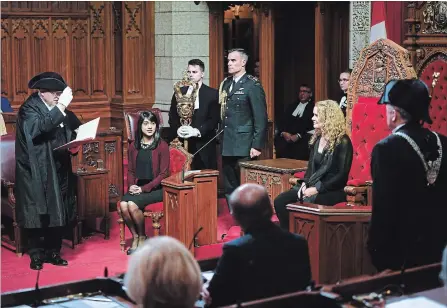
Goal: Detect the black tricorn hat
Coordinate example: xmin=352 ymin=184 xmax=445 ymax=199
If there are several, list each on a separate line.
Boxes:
xmin=378 ymin=79 xmax=432 ymax=124
xmin=28 ymin=72 xmax=67 ymax=92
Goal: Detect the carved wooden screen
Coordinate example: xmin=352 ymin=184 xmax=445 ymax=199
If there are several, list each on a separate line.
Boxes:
xmin=1 ymin=1 xmax=155 ymax=129
xmin=0 ymin=2 xmax=115 ymax=105
xmin=403 ymin=1 xmax=447 ymax=136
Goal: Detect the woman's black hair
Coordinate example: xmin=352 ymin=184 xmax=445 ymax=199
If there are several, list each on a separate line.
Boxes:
xmin=134 ymin=110 xmax=161 ymax=150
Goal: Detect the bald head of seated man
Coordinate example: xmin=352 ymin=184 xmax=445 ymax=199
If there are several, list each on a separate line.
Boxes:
xmin=203 ymin=184 xmax=312 ymax=307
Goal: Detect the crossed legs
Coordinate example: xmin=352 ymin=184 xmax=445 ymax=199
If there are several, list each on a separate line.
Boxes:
xmin=118 ymin=201 xmax=147 ymax=254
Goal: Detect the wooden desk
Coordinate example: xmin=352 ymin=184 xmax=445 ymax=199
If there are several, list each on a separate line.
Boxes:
xmin=287 ymin=203 xmax=375 ymax=284
xmin=73 ymin=128 xmax=123 ymax=206
xmin=240 ymin=159 xmax=308 ymax=204
xmin=161 ymin=169 xmax=219 ymax=254
xmin=76 ymin=168 xmax=110 ymax=243
xmin=325 ymin=263 xmax=444 ymax=307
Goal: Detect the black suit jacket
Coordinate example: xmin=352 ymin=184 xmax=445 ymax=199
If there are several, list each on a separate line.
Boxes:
xmin=368 ymin=123 xmax=447 ymax=271
xmin=169 ymin=84 xmax=219 ymax=169
xmin=277 ymin=100 xmax=314 ymax=137
xmin=220 ymin=74 xmax=268 ymax=157
xmin=207 ymin=222 xmax=311 ymax=307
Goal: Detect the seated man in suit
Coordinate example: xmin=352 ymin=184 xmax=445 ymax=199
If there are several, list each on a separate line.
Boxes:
xmin=202 ymin=184 xmax=312 ymax=307
xmin=275 ymin=84 xmax=314 ymax=160
xmin=169 ymin=59 xmax=219 ymax=170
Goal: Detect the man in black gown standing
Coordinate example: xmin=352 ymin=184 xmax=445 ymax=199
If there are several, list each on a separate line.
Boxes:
xmin=15 ymin=72 xmax=81 ymax=270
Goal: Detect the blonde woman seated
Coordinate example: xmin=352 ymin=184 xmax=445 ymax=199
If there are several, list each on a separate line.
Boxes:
xmin=124 ymin=236 xmax=202 ymax=308
xmin=274 ymin=100 xmax=353 ymax=230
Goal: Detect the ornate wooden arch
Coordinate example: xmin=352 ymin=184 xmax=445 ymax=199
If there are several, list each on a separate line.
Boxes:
xmin=346 ymin=39 xmax=416 ymax=134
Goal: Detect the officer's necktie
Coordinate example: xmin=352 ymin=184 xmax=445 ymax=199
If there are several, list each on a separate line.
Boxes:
xmin=229 ymin=79 xmax=236 ymax=92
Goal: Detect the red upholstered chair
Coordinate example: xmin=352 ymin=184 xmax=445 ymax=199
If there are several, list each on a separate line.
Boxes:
xmin=118 ymin=110 xmax=192 ymax=251
xmin=1 ymin=134 xmax=23 ymax=256
xmin=344 ymin=98 xmax=390 ymax=205
xmin=419 ymin=54 xmax=447 ymax=136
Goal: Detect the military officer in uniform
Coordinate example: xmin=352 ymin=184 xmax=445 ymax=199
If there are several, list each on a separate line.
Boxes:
xmin=218 ymin=48 xmax=268 ymax=210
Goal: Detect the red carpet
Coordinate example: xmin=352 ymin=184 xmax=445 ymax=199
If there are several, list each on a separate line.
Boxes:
xmin=1 ymin=199 xmax=237 ymax=293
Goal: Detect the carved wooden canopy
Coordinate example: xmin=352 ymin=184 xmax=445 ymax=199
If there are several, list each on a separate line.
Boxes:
xmin=346 ymin=38 xmax=417 ymax=134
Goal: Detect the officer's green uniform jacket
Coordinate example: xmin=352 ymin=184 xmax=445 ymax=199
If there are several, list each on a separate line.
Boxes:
xmin=219 ymin=74 xmax=268 ymax=157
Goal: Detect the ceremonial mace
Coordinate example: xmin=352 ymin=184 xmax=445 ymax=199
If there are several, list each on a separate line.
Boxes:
xmin=173 ymin=71 xmax=199 ymax=152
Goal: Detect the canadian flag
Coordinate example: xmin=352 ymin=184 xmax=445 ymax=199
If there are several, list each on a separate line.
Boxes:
xmin=370 ymin=1 xmax=387 ymax=44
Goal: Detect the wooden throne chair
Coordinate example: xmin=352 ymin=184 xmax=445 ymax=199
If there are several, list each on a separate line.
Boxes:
xmin=1 ymin=134 xmax=23 ymax=256
xmin=118 ymin=109 xmax=192 ymax=252
xmin=290 ymin=38 xmax=416 ymax=206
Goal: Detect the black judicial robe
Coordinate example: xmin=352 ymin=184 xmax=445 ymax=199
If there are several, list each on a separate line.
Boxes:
xmin=368 ymin=123 xmax=447 ymax=271
xmin=15 ymin=92 xmax=81 ymax=229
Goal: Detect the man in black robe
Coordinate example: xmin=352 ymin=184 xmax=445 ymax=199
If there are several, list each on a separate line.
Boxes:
xmin=275 ymin=84 xmax=314 ymax=160
xmin=368 ymin=79 xmax=447 ymax=272
xmin=15 ymin=72 xmax=81 ymax=270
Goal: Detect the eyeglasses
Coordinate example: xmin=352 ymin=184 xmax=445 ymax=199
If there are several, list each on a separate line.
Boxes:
xmin=299 ymin=89 xmax=311 ymax=93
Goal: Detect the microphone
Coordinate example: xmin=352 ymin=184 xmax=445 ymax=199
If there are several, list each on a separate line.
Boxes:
xmin=181 ymin=129 xmax=224 ymax=182
xmin=34 ymin=270 xmax=42 ymax=307
xmin=189 ymin=226 xmax=204 ymax=250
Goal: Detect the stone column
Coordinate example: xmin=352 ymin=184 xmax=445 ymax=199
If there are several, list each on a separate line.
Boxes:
xmin=154 ymin=1 xmax=210 ymax=125
xmin=349 ymin=2 xmax=371 ymax=69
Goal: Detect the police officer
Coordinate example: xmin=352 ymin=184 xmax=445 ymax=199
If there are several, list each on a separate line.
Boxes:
xmin=219 ymin=48 xmax=268 ymax=210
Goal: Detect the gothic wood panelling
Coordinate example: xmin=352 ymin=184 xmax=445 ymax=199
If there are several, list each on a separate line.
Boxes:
xmin=1 ymin=18 xmax=12 ymax=97
xmin=208 ymin=2 xmax=224 ymax=89
xmin=122 ymin=1 xmax=154 ymax=104
xmin=258 ymin=6 xmax=275 ymax=122
xmin=1 ymin=1 xmax=156 ymax=132
xmin=71 ymin=18 xmax=89 ymax=98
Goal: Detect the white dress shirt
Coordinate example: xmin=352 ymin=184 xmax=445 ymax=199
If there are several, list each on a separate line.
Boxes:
xmin=229 ymin=73 xmax=246 ymax=92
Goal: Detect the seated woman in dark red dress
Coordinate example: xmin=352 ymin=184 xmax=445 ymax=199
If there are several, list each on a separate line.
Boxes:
xmin=119 ymin=111 xmax=169 ymax=255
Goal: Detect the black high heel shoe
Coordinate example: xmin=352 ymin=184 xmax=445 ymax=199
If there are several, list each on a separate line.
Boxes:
xmin=127 ymin=235 xmax=139 ymax=255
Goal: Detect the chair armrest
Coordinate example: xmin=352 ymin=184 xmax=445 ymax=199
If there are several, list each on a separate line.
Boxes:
xmin=289 ymin=177 xmax=301 ymax=186
xmin=344 ymin=183 xmax=369 ymax=206
xmin=344 ymin=185 xmax=368 ymax=196
xmin=2 ymin=180 xmax=16 ymax=205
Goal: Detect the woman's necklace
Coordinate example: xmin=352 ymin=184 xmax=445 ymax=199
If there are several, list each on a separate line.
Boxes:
xmin=140 ymin=138 xmax=153 ymax=149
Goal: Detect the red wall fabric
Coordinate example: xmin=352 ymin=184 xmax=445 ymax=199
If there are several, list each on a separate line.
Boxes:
xmin=384 ymin=1 xmax=404 ymax=45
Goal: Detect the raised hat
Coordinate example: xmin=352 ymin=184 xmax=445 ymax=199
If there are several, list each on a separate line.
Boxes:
xmin=378 ymin=79 xmax=432 ymax=124
xmin=28 ymin=72 xmax=67 ymax=92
